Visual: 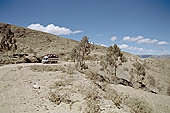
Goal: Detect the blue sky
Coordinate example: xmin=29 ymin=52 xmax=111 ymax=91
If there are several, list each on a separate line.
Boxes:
xmin=0 ymin=0 xmax=170 ymax=55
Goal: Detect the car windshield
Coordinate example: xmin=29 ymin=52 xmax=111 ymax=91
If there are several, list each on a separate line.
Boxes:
xmin=43 ymin=58 xmax=48 ymax=60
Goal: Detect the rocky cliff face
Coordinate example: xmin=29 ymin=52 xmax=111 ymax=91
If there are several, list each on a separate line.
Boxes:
xmin=0 ymin=24 xmax=17 ymax=52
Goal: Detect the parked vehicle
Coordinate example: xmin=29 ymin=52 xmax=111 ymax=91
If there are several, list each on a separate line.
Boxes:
xmin=42 ymin=54 xmax=59 ymax=64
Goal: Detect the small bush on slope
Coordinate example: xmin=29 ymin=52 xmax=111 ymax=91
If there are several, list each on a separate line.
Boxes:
xmin=167 ymin=84 xmax=170 ymax=96
xmin=124 ymin=97 xmax=152 ymax=113
xmin=147 ymin=75 xmax=156 ymax=87
xmin=30 ymin=65 xmax=66 ymax=72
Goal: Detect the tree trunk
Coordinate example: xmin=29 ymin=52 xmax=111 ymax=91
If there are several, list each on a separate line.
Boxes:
xmin=115 ymin=65 xmax=117 ymax=77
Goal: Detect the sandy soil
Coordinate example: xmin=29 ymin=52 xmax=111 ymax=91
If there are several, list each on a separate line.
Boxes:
xmin=0 ymin=62 xmax=170 ymax=113
xmin=0 ymin=63 xmax=64 ymax=113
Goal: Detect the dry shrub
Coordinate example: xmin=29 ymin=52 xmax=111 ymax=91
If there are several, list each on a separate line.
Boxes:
xmin=84 ymin=55 xmax=96 ymax=61
xmin=84 ymin=85 xmax=101 ymax=113
xmin=133 ymin=62 xmax=145 ymax=77
xmin=17 ymin=66 xmax=23 ymax=70
xmin=76 ymin=83 xmax=101 ymax=113
xmin=124 ymin=97 xmax=152 ymax=113
xmin=49 ymin=80 xmax=72 ymax=89
xmin=167 ymin=85 xmax=170 ymax=96
xmin=143 ymin=61 xmax=151 ymax=70
xmin=30 ymin=65 xmax=66 ymax=72
xmin=48 ymin=92 xmax=62 ymax=105
xmin=84 ymin=70 xmax=108 ymax=82
xmin=104 ymin=88 xmax=122 ymax=108
xmin=66 ymin=64 xmax=75 ymax=75
xmin=48 ymin=92 xmax=72 ymax=105
xmin=85 ymin=92 xmax=101 ymax=113
xmin=147 ymin=75 xmax=156 ymax=86
xmin=99 ymin=68 xmax=104 ymax=71
xmin=63 ymin=57 xmax=70 ymax=62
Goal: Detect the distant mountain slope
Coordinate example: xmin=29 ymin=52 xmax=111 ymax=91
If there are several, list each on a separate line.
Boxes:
xmin=0 ymin=22 xmax=137 ymax=62
xmin=140 ymin=55 xmax=170 ymax=58
xmin=0 ymin=22 xmax=80 ymax=56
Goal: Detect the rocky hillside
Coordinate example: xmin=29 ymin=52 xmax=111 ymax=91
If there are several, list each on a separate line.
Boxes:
xmin=0 ymin=22 xmax=81 ymax=56
xmin=0 ymin=22 xmax=170 ymax=113
xmin=0 ymin=22 xmax=135 ymax=64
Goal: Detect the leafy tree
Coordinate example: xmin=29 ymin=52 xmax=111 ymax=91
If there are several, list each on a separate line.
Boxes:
xmin=70 ymin=36 xmax=91 ymax=70
xmin=132 ymin=62 xmax=145 ymax=82
xmin=100 ymin=44 xmax=124 ymax=81
xmin=70 ymin=46 xmax=79 ymax=62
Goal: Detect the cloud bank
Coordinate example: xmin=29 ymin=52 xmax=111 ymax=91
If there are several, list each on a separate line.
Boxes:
xmin=123 ymin=36 xmax=169 ymax=45
xmin=118 ymin=44 xmax=144 ymax=51
xmin=158 ymin=41 xmax=169 ymax=45
xmin=27 ymin=23 xmax=83 ymax=35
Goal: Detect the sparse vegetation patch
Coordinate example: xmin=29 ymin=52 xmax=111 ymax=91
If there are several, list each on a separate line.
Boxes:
xmin=124 ymin=97 xmax=152 ymax=113
xmin=30 ymin=65 xmax=66 ymax=72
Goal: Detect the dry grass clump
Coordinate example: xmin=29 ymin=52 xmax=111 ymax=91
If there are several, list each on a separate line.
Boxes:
xmin=83 ymin=85 xmax=101 ymax=113
xmin=84 ymin=70 xmax=108 ymax=82
xmin=84 ymin=91 xmax=101 ymax=113
xmin=49 ymin=80 xmax=73 ymax=89
xmin=124 ymin=97 xmax=152 ymax=113
xmin=48 ymin=92 xmax=72 ymax=105
xmin=30 ymin=65 xmax=66 ymax=72
xmin=147 ymin=75 xmax=156 ymax=86
xmin=17 ymin=66 xmax=23 ymax=70
xmin=104 ymin=88 xmax=122 ymax=108
xmin=65 ymin=64 xmax=75 ymax=75
xmin=84 ymin=55 xmax=97 ymax=61
xmin=48 ymin=79 xmax=76 ymax=108
xmin=167 ymin=84 xmax=170 ymax=96
xmin=143 ymin=60 xmax=151 ymax=70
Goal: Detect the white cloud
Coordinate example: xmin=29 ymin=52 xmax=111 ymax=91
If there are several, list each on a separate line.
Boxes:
xmin=123 ymin=36 xmax=144 ymax=42
xmin=123 ymin=36 xmax=169 ymax=46
xmin=72 ymin=30 xmax=82 ymax=34
xmin=99 ymin=44 xmax=107 ymax=47
xmin=111 ymin=36 xmax=117 ymax=42
xmin=27 ymin=23 xmax=83 ymax=35
xmin=128 ymin=46 xmax=144 ymax=51
xmin=138 ymin=38 xmax=158 ymax=44
xmin=118 ymin=44 xmax=129 ymax=49
xmin=118 ymin=44 xmax=144 ymax=51
xmin=123 ymin=36 xmax=158 ymax=44
xmin=158 ymin=41 xmax=169 ymax=45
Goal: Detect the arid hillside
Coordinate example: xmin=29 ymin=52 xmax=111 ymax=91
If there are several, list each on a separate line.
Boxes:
xmin=0 ymin=22 xmax=170 ymax=113
xmin=0 ymin=22 xmax=80 ymax=56
xmin=0 ymin=22 xmax=107 ymax=64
